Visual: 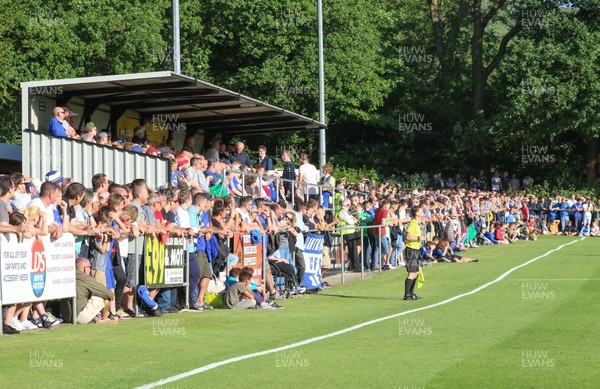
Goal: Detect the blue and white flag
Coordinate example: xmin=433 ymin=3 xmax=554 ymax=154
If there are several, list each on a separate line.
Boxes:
xmin=302 ymin=233 xmax=324 ymax=289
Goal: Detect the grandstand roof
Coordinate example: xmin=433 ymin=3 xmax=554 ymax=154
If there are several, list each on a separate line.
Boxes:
xmin=21 ymin=71 xmax=325 ymax=135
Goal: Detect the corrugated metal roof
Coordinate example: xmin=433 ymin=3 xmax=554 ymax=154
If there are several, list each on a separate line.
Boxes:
xmin=21 ymin=71 xmax=325 ymax=135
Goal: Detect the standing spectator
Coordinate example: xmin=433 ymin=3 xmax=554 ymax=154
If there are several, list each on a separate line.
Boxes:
xmin=320 ymin=164 xmax=335 ymax=208
xmin=491 ymin=172 xmax=501 ymax=192
xmin=501 ymin=171 xmax=510 ymax=192
xmin=219 ymin=141 xmax=230 ymax=161
xmin=187 ymin=157 xmax=210 ymax=193
xmin=256 ymin=145 xmax=274 ymax=171
xmin=182 ymin=135 xmax=195 ymax=153
xmin=337 ymin=198 xmax=360 ymax=272
xmin=297 ymin=153 xmax=320 ymax=201
xmin=509 ymin=174 xmax=521 ymax=191
xmin=477 ymin=170 xmax=488 ymax=190
xmin=204 ymin=139 xmax=220 ymax=161
xmin=282 ymin=149 xmax=296 ymax=201
xmin=522 ymin=175 xmax=534 ymax=189
xmin=228 ymin=141 xmax=253 ymax=167
xmin=582 ymin=198 xmax=593 ymax=228
xmin=572 ymin=198 xmax=584 ymax=231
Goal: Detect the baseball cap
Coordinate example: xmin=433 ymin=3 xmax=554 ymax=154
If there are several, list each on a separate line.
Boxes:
xmin=45 ymin=170 xmax=64 ymax=184
xmin=177 ymin=155 xmax=189 ymax=167
xmin=97 ymin=131 xmax=108 ymax=139
xmin=85 ymin=122 xmax=96 ymax=132
xmin=130 ymin=145 xmax=144 ymax=153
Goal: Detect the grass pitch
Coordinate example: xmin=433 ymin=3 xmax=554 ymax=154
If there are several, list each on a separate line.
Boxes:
xmin=1 ymin=236 xmax=598 ymax=388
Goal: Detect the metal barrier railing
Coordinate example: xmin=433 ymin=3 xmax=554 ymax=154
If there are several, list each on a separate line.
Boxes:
xmin=223 ymin=168 xmax=370 ymax=212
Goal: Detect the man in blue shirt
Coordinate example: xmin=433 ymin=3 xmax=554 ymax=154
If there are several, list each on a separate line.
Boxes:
xmin=48 ymin=107 xmax=69 ymax=137
xmin=228 ymin=141 xmax=253 ymax=167
xmin=559 ymin=196 xmax=571 ymax=233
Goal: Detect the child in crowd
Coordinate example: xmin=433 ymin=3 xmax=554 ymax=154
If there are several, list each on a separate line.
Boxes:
xmin=579 ymin=223 xmax=590 ymax=237
xmin=224 ymin=270 xmax=256 ymax=310
xmin=419 ymin=241 xmax=437 ymax=266
xmin=242 ymin=266 xmax=282 ymax=309
xmin=436 ymin=239 xmax=479 ymax=263
xmin=494 ymin=222 xmax=510 ymax=244
xmin=590 ymin=221 xmax=599 ymax=237
xmin=225 ymin=267 xmax=242 ymax=290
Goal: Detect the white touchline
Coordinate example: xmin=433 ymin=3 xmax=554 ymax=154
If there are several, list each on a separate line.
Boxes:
xmin=509 ymin=279 xmax=600 ymax=281
xmin=137 ymin=238 xmax=584 ymax=389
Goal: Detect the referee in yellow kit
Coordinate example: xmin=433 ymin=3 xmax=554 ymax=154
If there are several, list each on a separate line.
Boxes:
xmin=403 ymin=206 xmax=423 ymax=300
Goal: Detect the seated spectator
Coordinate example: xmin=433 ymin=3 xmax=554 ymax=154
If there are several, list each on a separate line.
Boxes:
xmin=48 ymin=107 xmax=69 ymax=138
xmin=225 ymin=267 xmax=242 ymax=290
xmin=242 ymin=266 xmax=281 ymax=309
xmin=436 ymin=239 xmax=479 ymax=263
xmin=81 ymin=122 xmax=97 ymax=143
xmin=494 ymin=222 xmax=510 ymax=244
xmin=579 ymin=223 xmax=590 ymax=237
xmin=96 ymin=131 xmax=109 ymax=145
xmin=223 ymin=270 xmax=256 ymax=309
xmin=590 ymin=221 xmax=599 ymax=237
xmin=60 ymin=258 xmax=114 ymax=324
xmin=131 ymin=126 xmax=149 ymax=145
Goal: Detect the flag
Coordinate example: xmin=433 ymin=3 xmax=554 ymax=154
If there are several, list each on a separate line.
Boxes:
xmin=416 ymin=266 xmax=425 ymax=289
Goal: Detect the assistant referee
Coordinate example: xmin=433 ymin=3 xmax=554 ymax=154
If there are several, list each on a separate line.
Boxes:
xmin=403 ymin=206 xmax=423 ymax=300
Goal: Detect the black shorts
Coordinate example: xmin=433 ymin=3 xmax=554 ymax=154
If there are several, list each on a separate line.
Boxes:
xmin=405 ymin=248 xmax=420 ymax=273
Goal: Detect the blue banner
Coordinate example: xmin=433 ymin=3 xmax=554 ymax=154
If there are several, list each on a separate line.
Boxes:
xmin=302 ymin=233 xmax=324 ymax=289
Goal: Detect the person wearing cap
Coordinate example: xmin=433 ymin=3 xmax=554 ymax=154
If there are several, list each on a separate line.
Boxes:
xmin=96 ymin=131 xmax=109 ymax=145
xmin=175 ymin=154 xmax=190 ymax=186
xmin=146 ymin=146 xmax=161 ymax=156
xmin=81 ymin=122 xmax=97 ymax=143
xmin=61 ymin=107 xmax=79 ymax=138
xmin=45 ymin=170 xmax=64 ymax=187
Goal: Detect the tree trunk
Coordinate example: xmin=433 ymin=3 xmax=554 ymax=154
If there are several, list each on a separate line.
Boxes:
xmin=472 ymin=0 xmax=486 ymax=116
xmin=584 ymin=136 xmax=598 ymax=186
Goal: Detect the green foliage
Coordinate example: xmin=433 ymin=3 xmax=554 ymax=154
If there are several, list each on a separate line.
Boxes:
xmin=0 ymin=0 xmax=597 ymax=194
xmin=327 ymin=163 xmax=379 ymax=186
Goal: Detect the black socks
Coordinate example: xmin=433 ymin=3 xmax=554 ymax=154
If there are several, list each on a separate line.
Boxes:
xmin=404 ymin=278 xmax=414 ymax=297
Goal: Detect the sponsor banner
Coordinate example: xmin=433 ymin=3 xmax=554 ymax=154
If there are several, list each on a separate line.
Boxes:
xmin=302 ymin=233 xmax=324 ymax=289
xmin=232 ymin=233 xmax=263 ymax=282
xmin=1 ymin=234 xmax=76 ymax=304
xmin=145 ymin=236 xmax=186 ymax=288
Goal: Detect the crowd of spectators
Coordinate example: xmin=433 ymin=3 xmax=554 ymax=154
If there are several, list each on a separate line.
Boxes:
xmin=3 ymin=124 xmax=599 ymax=334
